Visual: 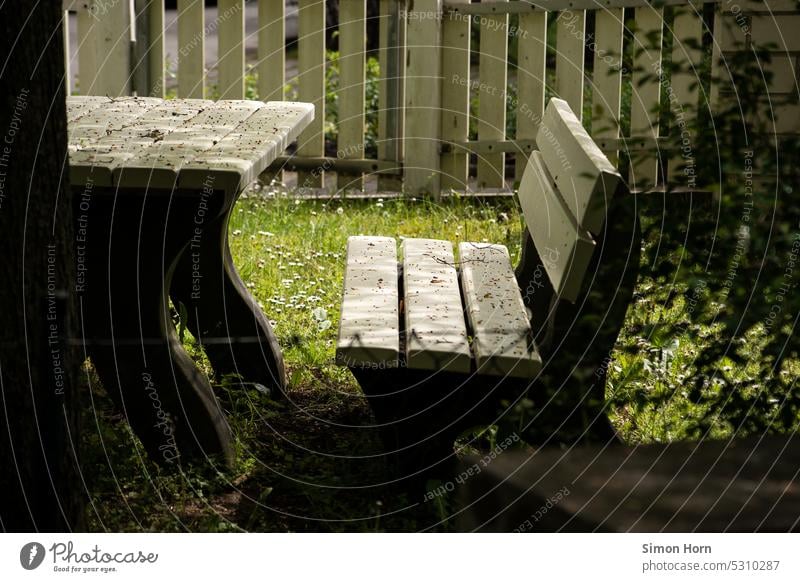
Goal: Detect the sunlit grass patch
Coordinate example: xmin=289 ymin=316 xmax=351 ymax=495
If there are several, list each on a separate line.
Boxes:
xmin=227 ymin=193 xmax=522 ymax=382
xmin=81 ymin=190 xmax=798 ymax=532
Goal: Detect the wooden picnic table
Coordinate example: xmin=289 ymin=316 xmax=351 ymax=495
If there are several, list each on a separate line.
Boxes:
xmin=67 ymin=96 xmax=314 ymax=465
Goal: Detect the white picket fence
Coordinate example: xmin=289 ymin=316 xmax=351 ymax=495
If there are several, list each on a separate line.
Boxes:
xmin=62 ymin=0 xmax=799 ymax=195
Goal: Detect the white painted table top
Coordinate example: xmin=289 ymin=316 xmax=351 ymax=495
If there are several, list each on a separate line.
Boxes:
xmin=66 ymin=96 xmax=314 ymax=193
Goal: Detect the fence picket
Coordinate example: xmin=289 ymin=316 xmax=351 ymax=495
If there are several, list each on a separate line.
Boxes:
xmin=77 ymin=7 xmax=99 ymax=95
xmin=405 ymin=0 xmax=443 ymax=196
xmin=667 ymin=3 xmax=704 ymax=187
xmin=64 ymin=0 xmax=752 ymax=196
xmin=148 ymin=0 xmax=165 ymax=97
xmin=258 ymin=0 xmax=285 ymax=101
xmin=476 ymin=1 xmax=509 ymax=189
xmin=555 ymin=9 xmax=586 ymax=119
xmin=218 ymin=0 xmax=246 ymax=99
xmin=630 ymin=5 xmax=664 ymax=189
xmin=296 ymin=0 xmax=326 ymax=188
xmin=178 ymin=0 xmax=206 ymax=98
xmin=77 ymin=1 xmax=131 ymax=96
xmin=338 ymin=0 xmax=367 ymax=191
xmin=257 ymin=0 xmax=286 ymax=185
xmin=133 ymin=0 xmax=165 ymax=97
xmin=64 ymin=10 xmax=72 ymax=95
xmin=514 ymin=11 xmax=547 ymax=182
xmin=441 ymin=0 xmax=471 ymax=191
xmin=592 ymin=8 xmax=624 ymax=164
xmin=378 ymin=0 xmax=406 ymax=191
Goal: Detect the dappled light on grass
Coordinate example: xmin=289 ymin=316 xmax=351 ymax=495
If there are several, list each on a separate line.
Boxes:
xmin=78 ymin=191 xmax=800 ymax=532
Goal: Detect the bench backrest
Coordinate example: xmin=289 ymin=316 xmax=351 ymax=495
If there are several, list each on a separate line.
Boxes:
xmin=518 ymin=98 xmax=625 ymax=303
xmin=515 ymin=99 xmax=639 ymax=441
xmin=336 ymin=98 xmax=637 ymax=387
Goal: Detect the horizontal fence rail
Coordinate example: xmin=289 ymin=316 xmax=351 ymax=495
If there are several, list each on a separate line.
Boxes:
xmin=62 ymin=0 xmax=800 ymax=196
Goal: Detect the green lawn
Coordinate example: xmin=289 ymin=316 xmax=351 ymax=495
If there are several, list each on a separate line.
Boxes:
xmin=228 ymin=192 xmax=522 ymax=385
xmin=80 ymin=190 xmax=797 ymax=532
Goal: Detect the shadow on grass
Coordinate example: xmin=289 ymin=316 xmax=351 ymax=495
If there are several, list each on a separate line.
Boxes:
xmin=81 ymin=363 xmax=455 ymax=532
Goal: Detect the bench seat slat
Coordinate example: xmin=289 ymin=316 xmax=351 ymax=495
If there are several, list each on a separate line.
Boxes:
xmin=518 ymin=150 xmax=596 ymax=303
xmin=336 ymin=236 xmax=400 ymax=367
xmin=537 ymin=97 xmax=621 ymax=234
xmin=403 ymin=238 xmax=471 ymax=373
xmin=458 ymin=242 xmax=542 ymax=378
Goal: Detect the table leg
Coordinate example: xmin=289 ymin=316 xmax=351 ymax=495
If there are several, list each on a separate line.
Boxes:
xmin=81 ymin=191 xmax=234 ymax=466
xmin=170 ymin=209 xmax=287 ymax=398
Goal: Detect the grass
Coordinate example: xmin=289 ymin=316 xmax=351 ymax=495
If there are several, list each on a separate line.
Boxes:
xmin=228 ymin=191 xmax=521 ymax=380
xmin=81 ymin=191 xmax=521 ymax=532
xmin=80 ymin=188 xmax=798 ymax=532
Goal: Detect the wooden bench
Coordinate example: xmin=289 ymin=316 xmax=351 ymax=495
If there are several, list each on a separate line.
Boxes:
xmin=335 ymin=98 xmax=642 ymax=474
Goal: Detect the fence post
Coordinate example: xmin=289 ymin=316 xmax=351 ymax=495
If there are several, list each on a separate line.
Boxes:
xmin=133 ymin=0 xmax=165 ymax=98
xmin=404 ymin=0 xmax=443 ymax=196
xmin=378 ymin=0 xmax=406 ymax=192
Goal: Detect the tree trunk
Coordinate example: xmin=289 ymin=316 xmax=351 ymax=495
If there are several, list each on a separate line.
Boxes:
xmin=0 ymin=4 xmax=84 ymax=531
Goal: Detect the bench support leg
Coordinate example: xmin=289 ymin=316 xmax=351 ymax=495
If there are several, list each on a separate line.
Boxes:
xmin=351 ymin=368 xmax=514 ymax=481
xmin=80 ymin=190 xmax=234 ymax=466
xmin=170 ymin=209 xmax=287 ymax=398
xmin=516 ymin=196 xmax=642 ymax=445
xmin=352 ymin=369 xmax=456 ymax=479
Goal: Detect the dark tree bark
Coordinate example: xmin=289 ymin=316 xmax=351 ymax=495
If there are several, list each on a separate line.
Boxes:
xmin=0 ymin=4 xmax=84 ymax=531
